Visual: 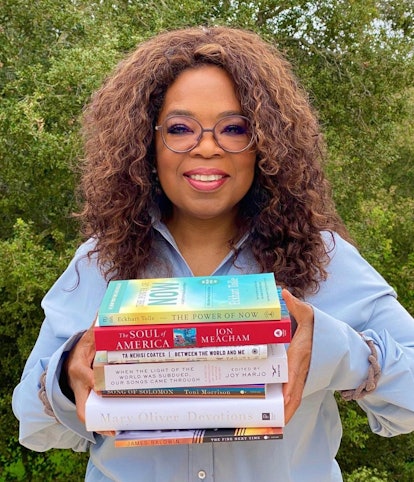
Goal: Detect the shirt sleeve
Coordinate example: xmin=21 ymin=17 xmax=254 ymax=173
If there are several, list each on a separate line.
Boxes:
xmin=304 ymin=233 xmax=414 ymax=437
xmin=12 ymin=239 xmax=108 ymax=452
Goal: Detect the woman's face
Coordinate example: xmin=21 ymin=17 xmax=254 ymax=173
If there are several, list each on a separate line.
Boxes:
xmin=155 ymin=65 xmax=256 ymax=223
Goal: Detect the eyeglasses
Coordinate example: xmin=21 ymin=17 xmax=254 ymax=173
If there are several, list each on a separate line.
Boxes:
xmin=155 ymin=115 xmax=254 ymax=153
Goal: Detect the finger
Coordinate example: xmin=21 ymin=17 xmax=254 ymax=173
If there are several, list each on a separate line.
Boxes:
xmin=74 ymin=384 xmax=92 ymax=424
xmin=283 ymin=387 xmax=303 ymax=424
xmin=283 ymin=359 xmax=307 ymax=420
xmin=81 ymin=326 xmax=97 ymax=355
xmin=68 ymin=362 xmax=95 ymax=423
xmin=283 ymin=334 xmax=312 ymax=399
xmin=97 ymin=431 xmax=116 ymax=437
xmin=282 ymin=289 xmax=313 ymax=325
xmin=75 ymin=360 xmax=95 ymax=388
xmin=283 ymin=350 xmax=309 ymax=418
xmin=282 ymin=290 xmax=314 ymax=424
xmin=69 ymin=330 xmax=96 ymax=374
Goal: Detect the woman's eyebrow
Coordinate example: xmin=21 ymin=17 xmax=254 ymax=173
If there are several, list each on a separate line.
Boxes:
xmin=163 ymin=109 xmax=244 ymax=118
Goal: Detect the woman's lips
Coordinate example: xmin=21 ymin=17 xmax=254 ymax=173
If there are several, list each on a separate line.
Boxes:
xmin=184 ymin=171 xmax=229 ymax=191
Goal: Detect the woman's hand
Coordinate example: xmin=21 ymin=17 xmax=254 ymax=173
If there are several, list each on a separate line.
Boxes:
xmin=63 ymin=321 xmax=114 ymax=436
xmin=282 ymin=289 xmax=314 ymax=424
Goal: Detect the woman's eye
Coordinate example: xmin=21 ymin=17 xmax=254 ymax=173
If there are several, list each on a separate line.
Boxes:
xmin=167 ymin=124 xmax=193 ymax=135
xmin=221 ymin=124 xmax=247 ymax=135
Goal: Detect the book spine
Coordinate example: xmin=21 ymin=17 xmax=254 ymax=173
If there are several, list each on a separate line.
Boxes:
xmin=98 ymin=307 xmax=281 ymax=325
xmin=114 ymin=427 xmax=283 ymax=447
xmin=94 ymin=317 xmax=291 ymax=351
xmin=85 ymin=384 xmax=284 ymax=431
xmin=98 ymin=384 xmax=266 ymax=398
xmin=100 ymin=344 xmax=268 ymax=363
xmin=93 ymin=344 xmax=287 ymax=391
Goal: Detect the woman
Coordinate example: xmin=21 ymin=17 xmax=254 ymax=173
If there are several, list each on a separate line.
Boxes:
xmin=13 ymin=26 xmax=414 ymax=481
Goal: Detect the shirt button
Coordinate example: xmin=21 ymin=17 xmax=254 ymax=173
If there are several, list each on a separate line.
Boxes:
xmin=198 ymin=470 xmax=207 ymax=480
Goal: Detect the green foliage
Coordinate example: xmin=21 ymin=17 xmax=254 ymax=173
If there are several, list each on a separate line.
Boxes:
xmin=1 ymin=0 xmax=413 ymax=479
xmin=0 ymin=220 xmax=81 ymax=481
xmin=344 ymin=466 xmax=389 ymax=482
xmin=0 ymin=219 xmax=74 ymax=367
xmin=0 ymin=431 xmax=88 ymax=482
xmin=337 ymin=399 xmax=414 ymax=481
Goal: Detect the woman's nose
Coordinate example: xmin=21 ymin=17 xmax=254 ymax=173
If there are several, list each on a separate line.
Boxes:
xmin=191 ymin=129 xmax=223 ymax=156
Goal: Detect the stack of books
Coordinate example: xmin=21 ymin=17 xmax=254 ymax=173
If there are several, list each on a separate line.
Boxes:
xmin=85 ymin=273 xmax=291 ymax=447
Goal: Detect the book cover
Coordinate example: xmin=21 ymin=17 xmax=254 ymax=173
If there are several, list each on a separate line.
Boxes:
xmin=98 ymin=384 xmax=266 ymax=398
xmin=114 ymin=427 xmax=283 ymax=447
xmin=98 ymin=273 xmax=281 ymax=326
xmin=99 ymin=344 xmax=268 ymax=364
xmin=85 ymin=383 xmax=284 ymax=431
xmin=93 ymin=344 xmax=287 ymax=391
xmin=93 ymin=317 xmax=291 ymax=351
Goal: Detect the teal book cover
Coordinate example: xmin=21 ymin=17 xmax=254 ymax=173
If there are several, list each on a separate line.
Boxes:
xmin=98 ymin=273 xmax=281 ymax=326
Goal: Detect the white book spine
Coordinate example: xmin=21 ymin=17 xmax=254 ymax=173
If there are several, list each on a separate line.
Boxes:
xmin=93 ymin=344 xmax=287 ymax=391
xmin=102 ymin=344 xmax=268 ymax=364
xmin=85 ymin=383 xmax=284 ymax=431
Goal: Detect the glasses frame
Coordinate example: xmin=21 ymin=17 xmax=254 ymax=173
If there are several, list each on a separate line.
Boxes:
xmin=155 ymin=114 xmax=255 ymax=154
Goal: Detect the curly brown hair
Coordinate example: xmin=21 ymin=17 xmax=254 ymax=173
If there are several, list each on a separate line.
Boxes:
xmin=78 ymin=26 xmax=351 ymax=298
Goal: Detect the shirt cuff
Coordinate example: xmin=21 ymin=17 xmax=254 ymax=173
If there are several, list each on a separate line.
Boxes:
xmin=304 ymin=307 xmax=373 ymax=397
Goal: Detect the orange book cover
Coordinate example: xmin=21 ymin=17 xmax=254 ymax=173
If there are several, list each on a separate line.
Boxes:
xmin=115 ymin=427 xmax=283 ymax=447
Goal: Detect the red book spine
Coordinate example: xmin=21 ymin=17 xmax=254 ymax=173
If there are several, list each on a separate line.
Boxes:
xmin=94 ymin=317 xmax=291 ymax=351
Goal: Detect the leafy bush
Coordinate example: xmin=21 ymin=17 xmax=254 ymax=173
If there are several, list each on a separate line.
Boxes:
xmin=0 ymin=220 xmax=81 ymax=481
xmin=344 ymin=466 xmax=389 ymax=482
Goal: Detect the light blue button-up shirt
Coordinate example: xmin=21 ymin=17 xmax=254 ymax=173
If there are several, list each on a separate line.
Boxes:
xmin=12 ymin=223 xmax=414 ymax=481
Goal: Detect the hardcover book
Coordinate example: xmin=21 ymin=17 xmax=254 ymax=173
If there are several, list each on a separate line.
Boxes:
xmin=98 ymin=384 xmax=266 ymax=398
xmin=98 ymin=273 xmax=281 ymax=326
xmin=114 ymin=427 xmax=283 ymax=447
xmin=99 ymin=344 xmax=268 ymax=364
xmin=93 ymin=343 xmax=287 ymax=391
xmin=85 ymin=383 xmax=284 ymax=431
xmin=93 ymin=317 xmax=291 ymax=351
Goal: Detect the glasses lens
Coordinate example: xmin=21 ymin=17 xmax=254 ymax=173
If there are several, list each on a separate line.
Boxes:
xmin=162 ymin=116 xmax=201 ymax=152
xmin=158 ymin=115 xmax=253 ymax=153
xmin=214 ymin=116 xmax=252 ymax=153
